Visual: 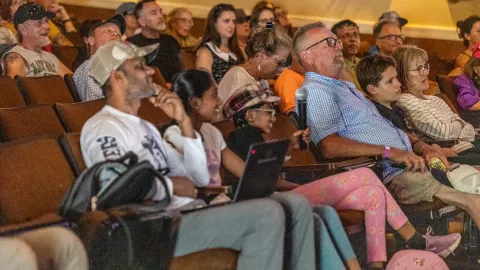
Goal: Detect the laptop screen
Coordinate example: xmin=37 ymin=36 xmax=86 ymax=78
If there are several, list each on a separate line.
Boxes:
xmin=233 ymin=139 xmax=290 ymax=202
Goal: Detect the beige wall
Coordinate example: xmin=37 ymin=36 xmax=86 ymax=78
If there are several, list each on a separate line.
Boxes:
xmin=59 ymin=0 xmax=480 ymax=40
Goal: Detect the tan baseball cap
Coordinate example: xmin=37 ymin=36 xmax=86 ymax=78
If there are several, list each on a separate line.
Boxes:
xmin=89 ymin=40 xmax=159 ymax=86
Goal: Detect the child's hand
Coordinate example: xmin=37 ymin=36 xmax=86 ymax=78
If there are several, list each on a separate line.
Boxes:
xmin=289 ymin=127 xmax=311 ymax=150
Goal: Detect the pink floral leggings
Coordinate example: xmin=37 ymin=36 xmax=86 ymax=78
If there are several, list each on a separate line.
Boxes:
xmin=293 ymin=167 xmax=409 ymax=262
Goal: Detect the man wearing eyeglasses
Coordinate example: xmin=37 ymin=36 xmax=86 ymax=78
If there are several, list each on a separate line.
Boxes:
xmin=1 ymin=2 xmax=72 ymax=78
xmin=373 ymin=19 xmax=404 ymax=57
xmin=293 ymin=22 xmax=480 ymax=223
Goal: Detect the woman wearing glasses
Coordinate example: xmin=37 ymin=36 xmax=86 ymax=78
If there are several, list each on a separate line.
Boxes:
xmin=166 ymin=8 xmax=198 ymax=48
xmin=395 ymin=45 xmax=480 ymax=154
xmin=195 ymin=3 xmax=245 ymax=84
xmin=217 ymin=23 xmax=290 ymax=109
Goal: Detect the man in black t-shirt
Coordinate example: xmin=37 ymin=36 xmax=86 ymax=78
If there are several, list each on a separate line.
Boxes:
xmin=128 ymin=0 xmax=183 ymax=85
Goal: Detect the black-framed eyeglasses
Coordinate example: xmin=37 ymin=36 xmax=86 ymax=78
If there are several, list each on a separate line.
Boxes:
xmin=305 ymin=37 xmax=341 ymax=51
xmin=378 ymin=34 xmax=405 ymax=41
xmin=409 ymin=63 xmax=430 ymax=75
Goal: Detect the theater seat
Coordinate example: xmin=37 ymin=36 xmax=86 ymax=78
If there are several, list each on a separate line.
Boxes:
xmin=181 ymin=50 xmax=196 ymax=70
xmin=170 ymin=249 xmax=238 ymax=270
xmin=54 ymin=99 xmax=105 ymax=132
xmin=152 ymin=66 xmax=169 ymax=89
xmin=59 ymin=132 xmax=86 ymax=176
xmin=64 ymin=74 xmax=81 ymax=102
xmin=0 ymin=136 xmax=75 ymax=225
xmin=15 ymin=75 xmax=75 ymax=105
xmin=0 ymin=76 xmax=25 ymax=108
xmin=0 ymin=105 xmax=64 ymax=142
xmin=138 ymin=99 xmax=171 ymax=127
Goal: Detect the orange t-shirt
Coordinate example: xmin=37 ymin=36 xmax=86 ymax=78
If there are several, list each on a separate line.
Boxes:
xmin=274 ymin=69 xmax=305 ymax=113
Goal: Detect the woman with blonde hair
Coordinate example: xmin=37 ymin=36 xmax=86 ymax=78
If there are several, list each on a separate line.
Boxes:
xmin=394 ymin=45 xmax=480 ymax=154
xmin=166 ymin=8 xmax=198 ymax=48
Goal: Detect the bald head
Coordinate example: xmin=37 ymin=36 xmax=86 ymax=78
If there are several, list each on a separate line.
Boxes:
xmin=293 ymin=22 xmax=345 ymax=78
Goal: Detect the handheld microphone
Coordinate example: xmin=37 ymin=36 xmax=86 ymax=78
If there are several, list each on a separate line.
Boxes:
xmin=295 ymin=87 xmax=308 ymax=150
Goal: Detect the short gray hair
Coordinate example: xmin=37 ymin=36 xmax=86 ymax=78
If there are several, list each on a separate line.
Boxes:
xmin=293 ymin=21 xmax=325 ymax=65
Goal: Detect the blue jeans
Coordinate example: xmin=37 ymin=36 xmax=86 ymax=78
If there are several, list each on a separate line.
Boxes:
xmin=313 ymin=205 xmax=357 ymax=270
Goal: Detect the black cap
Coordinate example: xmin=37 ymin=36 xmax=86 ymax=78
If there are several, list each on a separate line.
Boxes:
xmin=235 ymin=9 xmax=251 ymax=24
xmin=14 ymin=3 xmax=55 ymax=30
xmin=88 ymin=14 xmax=126 ymax=37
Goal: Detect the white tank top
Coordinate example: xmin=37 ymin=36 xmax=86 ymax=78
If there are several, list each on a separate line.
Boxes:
xmin=2 ymin=45 xmax=59 ymax=77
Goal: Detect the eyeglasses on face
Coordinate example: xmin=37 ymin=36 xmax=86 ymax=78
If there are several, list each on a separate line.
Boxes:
xmin=177 ymin=18 xmax=194 ymax=26
xmin=378 ymin=34 xmax=405 ymax=41
xmin=305 ymin=37 xmax=341 ymax=51
xmin=271 ymin=55 xmax=288 ymax=71
xmin=409 ymin=63 xmax=430 ymax=75
xmin=252 ymin=108 xmax=276 ymax=117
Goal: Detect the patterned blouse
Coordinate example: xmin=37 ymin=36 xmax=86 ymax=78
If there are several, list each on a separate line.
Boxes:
xmin=204 ymin=42 xmax=240 ymax=84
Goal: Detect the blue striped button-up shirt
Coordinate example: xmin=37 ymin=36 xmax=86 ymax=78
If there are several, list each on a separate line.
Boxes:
xmin=300 ymin=72 xmax=412 ymax=183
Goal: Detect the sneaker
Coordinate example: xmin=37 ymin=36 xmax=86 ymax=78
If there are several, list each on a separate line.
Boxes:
xmin=424 ymin=226 xmax=461 ymax=258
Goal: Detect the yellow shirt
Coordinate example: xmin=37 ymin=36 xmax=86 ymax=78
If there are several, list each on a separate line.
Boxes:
xmin=5 ymin=20 xmax=61 ymax=43
xmin=344 ymin=56 xmax=366 ymax=96
xmin=274 ymin=69 xmax=305 ymax=113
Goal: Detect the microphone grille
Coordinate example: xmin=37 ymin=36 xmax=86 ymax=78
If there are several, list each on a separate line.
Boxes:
xmin=295 ymin=87 xmax=308 ymax=101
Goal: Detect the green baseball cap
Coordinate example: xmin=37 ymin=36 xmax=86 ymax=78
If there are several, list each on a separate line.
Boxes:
xmin=89 ymin=40 xmax=159 ymax=86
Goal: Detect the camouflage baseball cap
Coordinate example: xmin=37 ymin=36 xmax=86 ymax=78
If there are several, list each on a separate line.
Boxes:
xmin=89 ymin=40 xmax=159 ymax=86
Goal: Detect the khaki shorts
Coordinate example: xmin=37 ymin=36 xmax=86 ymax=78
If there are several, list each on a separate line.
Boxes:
xmin=387 ymin=171 xmax=443 ymax=204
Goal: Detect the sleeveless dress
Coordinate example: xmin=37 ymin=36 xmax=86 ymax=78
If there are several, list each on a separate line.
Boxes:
xmin=204 ymin=42 xmax=239 ymax=84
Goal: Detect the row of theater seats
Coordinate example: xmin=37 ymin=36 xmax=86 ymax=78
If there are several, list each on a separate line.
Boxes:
xmin=0 ymin=67 xmax=461 ymax=268
xmin=0 ymin=66 xmax=168 ymax=109
xmin=52 ymin=44 xmax=197 ymax=73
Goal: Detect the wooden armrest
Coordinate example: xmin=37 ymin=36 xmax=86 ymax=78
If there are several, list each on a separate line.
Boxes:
xmin=282 ymin=157 xmax=378 ymax=174
xmin=197 ymin=186 xmax=232 ymax=196
xmin=0 ymin=213 xmax=65 ymax=236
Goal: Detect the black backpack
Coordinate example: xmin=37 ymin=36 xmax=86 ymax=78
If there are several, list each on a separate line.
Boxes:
xmin=59 ymin=152 xmax=180 ymax=270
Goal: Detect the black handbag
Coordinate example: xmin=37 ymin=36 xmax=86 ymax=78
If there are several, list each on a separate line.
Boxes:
xmin=59 ymin=152 xmax=180 ymax=270
xmin=77 ymin=207 xmax=181 ymax=270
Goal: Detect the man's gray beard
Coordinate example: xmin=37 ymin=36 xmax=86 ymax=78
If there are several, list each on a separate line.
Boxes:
xmin=125 ymin=84 xmax=155 ymax=106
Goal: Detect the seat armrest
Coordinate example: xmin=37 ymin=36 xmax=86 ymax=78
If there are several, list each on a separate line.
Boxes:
xmin=282 ymin=157 xmax=379 ymax=174
xmin=0 ymin=213 xmax=66 ymax=236
xmin=197 ymin=186 xmax=232 ymax=196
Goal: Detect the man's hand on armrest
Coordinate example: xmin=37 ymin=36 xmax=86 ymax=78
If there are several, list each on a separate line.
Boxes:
xmin=321 ymin=134 xmax=427 ymax=173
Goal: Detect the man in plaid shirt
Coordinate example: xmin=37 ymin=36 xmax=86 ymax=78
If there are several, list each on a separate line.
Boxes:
xmin=292 ymin=21 xmax=480 ymax=228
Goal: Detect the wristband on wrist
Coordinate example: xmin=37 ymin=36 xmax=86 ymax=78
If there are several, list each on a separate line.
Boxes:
xmin=62 ymin=19 xmax=71 ymax=24
xmin=384 ymin=146 xmax=391 ymax=159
